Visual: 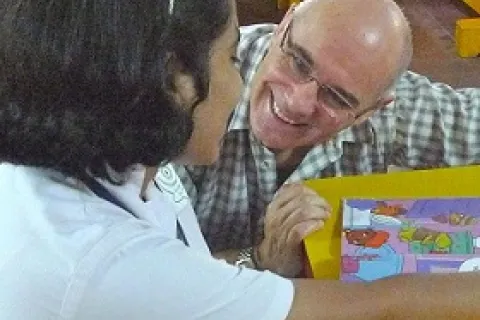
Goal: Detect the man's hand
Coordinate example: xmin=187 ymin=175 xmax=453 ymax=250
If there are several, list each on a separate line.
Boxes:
xmin=256 ymin=183 xmax=331 ymax=277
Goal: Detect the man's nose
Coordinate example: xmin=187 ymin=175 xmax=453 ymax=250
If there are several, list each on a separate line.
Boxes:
xmin=286 ymin=81 xmax=318 ymax=116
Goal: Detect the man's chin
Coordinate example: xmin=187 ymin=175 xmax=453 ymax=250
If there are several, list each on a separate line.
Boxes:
xmin=253 ymin=131 xmax=292 ymax=151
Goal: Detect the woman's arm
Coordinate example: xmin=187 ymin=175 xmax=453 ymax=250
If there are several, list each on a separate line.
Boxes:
xmin=288 ymin=272 xmax=480 ymax=319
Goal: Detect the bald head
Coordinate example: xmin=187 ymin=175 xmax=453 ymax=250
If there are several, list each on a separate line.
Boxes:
xmin=248 ymin=0 xmax=414 ymax=151
xmin=295 ymin=0 xmax=412 ymax=92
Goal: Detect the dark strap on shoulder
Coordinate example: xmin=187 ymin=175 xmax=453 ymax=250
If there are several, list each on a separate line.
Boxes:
xmin=83 ymin=176 xmax=188 ymax=245
xmin=83 ymin=176 xmax=136 ymax=217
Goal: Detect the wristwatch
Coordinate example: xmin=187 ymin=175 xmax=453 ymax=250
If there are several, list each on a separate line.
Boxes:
xmin=234 ymin=247 xmax=256 ymax=269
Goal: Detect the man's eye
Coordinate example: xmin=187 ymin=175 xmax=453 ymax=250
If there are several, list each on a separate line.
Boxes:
xmin=290 ymin=54 xmax=310 ymax=77
xmin=324 ymin=88 xmax=351 ymax=109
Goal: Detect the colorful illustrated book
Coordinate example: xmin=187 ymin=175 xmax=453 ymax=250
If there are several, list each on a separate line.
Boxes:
xmin=302 ymin=165 xmax=480 ymax=280
xmin=341 ymin=198 xmax=480 ymax=282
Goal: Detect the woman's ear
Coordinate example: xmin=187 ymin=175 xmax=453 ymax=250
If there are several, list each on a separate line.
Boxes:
xmin=172 ymin=72 xmax=196 ymax=109
xmin=165 ymin=54 xmax=197 ymax=110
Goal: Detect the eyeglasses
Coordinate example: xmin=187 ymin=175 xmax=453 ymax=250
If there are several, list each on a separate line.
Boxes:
xmin=279 ymin=20 xmax=358 ymax=114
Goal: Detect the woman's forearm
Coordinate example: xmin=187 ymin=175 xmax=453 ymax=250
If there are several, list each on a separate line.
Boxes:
xmin=288 ymin=273 xmax=480 ymax=320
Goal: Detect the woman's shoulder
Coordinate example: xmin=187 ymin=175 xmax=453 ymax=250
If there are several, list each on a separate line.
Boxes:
xmin=0 ymin=163 xmax=171 ymax=318
xmin=0 ymin=163 xmax=151 ymax=268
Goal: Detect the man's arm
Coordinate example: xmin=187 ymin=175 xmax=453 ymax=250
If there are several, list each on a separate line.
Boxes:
xmin=213 ymin=183 xmax=330 ymax=277
xmin=288 ymin=272 xmax=480 ymax=319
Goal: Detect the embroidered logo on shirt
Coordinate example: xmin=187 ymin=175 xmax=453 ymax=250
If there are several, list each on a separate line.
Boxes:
xmin=155 ymin=164 xmax=190 ymax=209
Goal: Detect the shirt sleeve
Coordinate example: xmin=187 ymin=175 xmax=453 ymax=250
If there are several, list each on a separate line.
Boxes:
xmin=75 ymin=233 xmax=294 ymax=320
xmin=391 ymin=71 xmax=480 ymax=168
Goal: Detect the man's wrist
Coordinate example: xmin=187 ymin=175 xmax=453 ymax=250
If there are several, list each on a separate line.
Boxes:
xmin=252 ymin=245 xmax=264 ymax=270
xmin=234 ymin=247 xmax=255 ymax=268
xmin=234 ymin=246 xmax=264 ymax=270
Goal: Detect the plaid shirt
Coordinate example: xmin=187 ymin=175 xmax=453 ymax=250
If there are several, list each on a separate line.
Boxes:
xmin=174 ymin=24 xmax=480 ymax=252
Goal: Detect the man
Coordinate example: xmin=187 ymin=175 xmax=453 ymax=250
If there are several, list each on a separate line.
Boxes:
xmin=175 ymin=0 xmax=480 ymax=278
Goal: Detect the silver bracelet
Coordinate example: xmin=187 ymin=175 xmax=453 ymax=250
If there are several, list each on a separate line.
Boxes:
xmin=234 ymin=247 xmax=255 ymax=269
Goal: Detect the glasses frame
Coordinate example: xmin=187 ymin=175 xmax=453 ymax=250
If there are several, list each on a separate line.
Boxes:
xmin=279 ymin=19 xmax=358 ymax=114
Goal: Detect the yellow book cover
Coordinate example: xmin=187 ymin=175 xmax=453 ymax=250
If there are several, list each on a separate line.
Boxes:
xmin=303 ymin=165 xmax=480 ymax=279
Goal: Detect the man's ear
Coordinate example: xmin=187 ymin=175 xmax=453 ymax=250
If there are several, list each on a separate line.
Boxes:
xmin=351 ymin=105 xmax=379 ymax=126
xmin=378 ymin=90 xmax=395 ymax=107
xmin=351 ymin=92 xmax=395 ymax=126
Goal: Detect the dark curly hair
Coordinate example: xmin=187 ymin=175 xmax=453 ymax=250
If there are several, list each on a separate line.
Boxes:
xmin=0 ymin=0 xmax=231 ymax=182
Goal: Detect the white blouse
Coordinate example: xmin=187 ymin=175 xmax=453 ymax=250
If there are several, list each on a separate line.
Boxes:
xmin=0 ymin=163 xmax=293 ymax=319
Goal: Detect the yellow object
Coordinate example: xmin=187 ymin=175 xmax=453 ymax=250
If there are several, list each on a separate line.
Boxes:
xmin=277 ymin=0 xmax=301 ymax=10
xmin=456 ymin=18 xmax=480 ymax=58
xmin=462 ymin=0 xmax=480 ymax=14
xmin=303 ymin=165 xmax=480 ymax=279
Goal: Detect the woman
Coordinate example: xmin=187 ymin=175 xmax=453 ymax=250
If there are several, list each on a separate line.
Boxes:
xmin=0 ymin=0 xmax=294 ymax=319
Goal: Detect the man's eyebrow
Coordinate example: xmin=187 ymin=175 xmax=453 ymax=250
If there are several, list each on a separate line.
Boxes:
xmin=288 ymin=27 xmax=360 ymax=108
xmin=288 ymin=37 xmax=315 ymax=67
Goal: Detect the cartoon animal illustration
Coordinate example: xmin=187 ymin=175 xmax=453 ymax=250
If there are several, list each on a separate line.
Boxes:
xmin=371 ymin=201 xmax=407 ymax=217
xmin=399 ymin=225 xmax=452 ymax=253
xmin=432 ymin=212 xmax=477 ymax=226
xmin=344 ymin=228 xmax=390 ymax=248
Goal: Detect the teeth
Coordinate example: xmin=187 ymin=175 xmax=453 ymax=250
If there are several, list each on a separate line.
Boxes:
xmin=272 ymin=101 xmax=299 ymax=125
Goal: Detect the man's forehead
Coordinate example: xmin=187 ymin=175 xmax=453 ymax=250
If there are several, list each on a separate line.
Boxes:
xmin=294 ymin=8 xmax=398 ymax=81
xmin=287 ymin=10 xmax=340 ymax=57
